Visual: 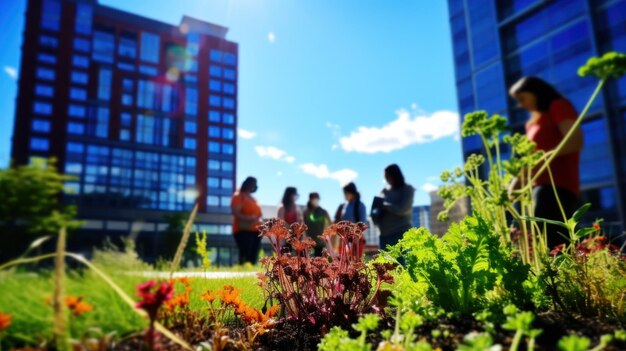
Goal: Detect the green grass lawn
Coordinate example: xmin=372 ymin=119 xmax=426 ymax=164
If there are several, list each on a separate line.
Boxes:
xmin=0 ymin=269 xmax=262 ymax=347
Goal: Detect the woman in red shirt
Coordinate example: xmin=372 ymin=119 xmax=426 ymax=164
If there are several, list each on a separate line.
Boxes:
xmin=231 ymin=177 xmax=263 ymax=265
xmin=277 ymin=187 xmax=304 ymax=225
xmin=509 ymin=76 xmax=584 ymax=249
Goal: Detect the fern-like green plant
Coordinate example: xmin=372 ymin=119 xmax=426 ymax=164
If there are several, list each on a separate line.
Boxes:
xmin=387 ymin=214 xmax=531 ymax=315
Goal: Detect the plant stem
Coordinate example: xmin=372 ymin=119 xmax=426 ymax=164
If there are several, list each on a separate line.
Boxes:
xmin=170 ymin=204 xmax=199 ymax=277
xmin=53 ymin=227 xmax=71 ymax=351
xmin=510 ymin=330 xmax=523 ymax=351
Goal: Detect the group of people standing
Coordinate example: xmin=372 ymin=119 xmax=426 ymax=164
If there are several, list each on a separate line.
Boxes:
xmin=230 ymin=164 xmax=415 ymax=265
xmin=231 ymin=75 xmax=586 ymax=265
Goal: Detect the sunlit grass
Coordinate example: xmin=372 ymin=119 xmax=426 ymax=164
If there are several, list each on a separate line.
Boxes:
xmin=0 ymin=270 xmax=262 ymax=347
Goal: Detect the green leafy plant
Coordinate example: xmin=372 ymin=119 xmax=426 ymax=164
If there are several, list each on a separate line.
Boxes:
xmin=386 ymin=214 xmax=531 ymax=316
xmin=502 ymin=305 xmax=542 ymax=351
xmin=194 ymin=231 xmax=212 ymax=273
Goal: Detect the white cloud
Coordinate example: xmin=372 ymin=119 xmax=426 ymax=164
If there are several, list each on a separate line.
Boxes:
xmin=420 ymin=182 xmax=439 ymax=193
xmin=254 ymin=146 xmax=295 ymax=163
xmin=339 ymin=109 xmax=460 ymax=154
xmin=3 ymin=66 xmax=17 ymax=79
xmin=238 ymin=128 xmax=256 ymax=140
xmin=300 ymin=163 xmax=358 ymax=186
xmin=268 ymin=32 xmax=276 ymax=43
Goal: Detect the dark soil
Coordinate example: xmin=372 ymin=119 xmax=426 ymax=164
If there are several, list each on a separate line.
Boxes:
xmin=98 ymin=312 xmax=626 ymax=351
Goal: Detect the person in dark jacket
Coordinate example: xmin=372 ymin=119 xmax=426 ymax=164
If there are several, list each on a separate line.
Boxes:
xmin=303 ymin=192 xmax=331 ymax=256
xmin=378 ymin=164 xmax=414 ymax=249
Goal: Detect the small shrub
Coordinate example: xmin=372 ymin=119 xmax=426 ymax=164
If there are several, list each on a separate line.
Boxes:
xmin=258 ymin=219 xmax=395 ymax=330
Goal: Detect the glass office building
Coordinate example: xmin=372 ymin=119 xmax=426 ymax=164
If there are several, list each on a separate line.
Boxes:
xmin=448 ymin=0 xmax=626 ymax=232
xmin=12 ymin=0 xmax=241 ymax=263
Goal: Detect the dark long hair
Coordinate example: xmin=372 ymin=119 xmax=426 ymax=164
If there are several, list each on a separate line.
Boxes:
xmin=509 ymin=76 xmax=563 ymax=111
xmin=385 ymin=164 xmax=406 ymax=189
xmin=343 ymin=182 xmax=361 ymax=223
xmin=240 ymin=177 xmax=257 ymax=193
xmin=282 ymin=187 xmax=298 ymax=209
xmin=307 ymin=192 xmax=320 ymax=211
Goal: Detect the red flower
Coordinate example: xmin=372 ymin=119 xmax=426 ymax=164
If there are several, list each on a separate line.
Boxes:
xmin=0 ymin=313 xmax=12 ymax=331
xmin=550 ymin=244 xmax=565 ymax=256
xmin=135 ymin=280 xmax=174 ymax=321
xmin=593 ymin=223 xmax=601 ymax=230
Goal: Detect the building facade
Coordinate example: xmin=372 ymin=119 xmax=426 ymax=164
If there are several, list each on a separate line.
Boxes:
xmin=11 ymin=0 xmax=240 ymax=262
xmin=448 ymin=0 xmax=626 ymax=233
xmin=412 ymin=205 xmax=431 ymax=231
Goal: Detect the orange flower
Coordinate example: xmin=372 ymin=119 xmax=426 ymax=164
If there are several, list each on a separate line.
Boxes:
xmin=72 ymin=301 xmax=93 ymax=316
xmin=201 ymin=290 xmax=216 ymax=304
xmin=593 ymin=223 xmax=601 ymax=230
xmin=218 ymin=285 xmax=243 ymax=306
xmin=0 ymin=313 xmax=12 ymax=330
xmin=164 ymin=292 xmax=190 ymax=312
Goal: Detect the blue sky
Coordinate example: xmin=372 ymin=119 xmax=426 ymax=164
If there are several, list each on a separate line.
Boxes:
xmin=0 ymin=0 xmax=461 ymax=212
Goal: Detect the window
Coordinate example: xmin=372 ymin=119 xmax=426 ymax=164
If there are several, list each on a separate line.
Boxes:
xmin=209 ymin=111 xmax=220 ymax=123
xmin=139 ymin=65 xmax=158 ymax=76
xmin=223 ymin=83 xmax=235 ymax=95
xmin=120 ymin=129 xmax=130 ymax=141
xmin=67 ymin=142 xmax=84 ymax=154
xmin=185 ymin=87 xmax=198 ymax=115
xmin=137 ymin=80 xmax=155 ymax=109
xmin=32 ymin=119 xmax=51 ymax=133
xmin=224 ymin=53 xmax=236 ymax=66
xmin=207 ymin=195 xmax=219 ymax=206
xmin=70 ymin=87 xmax=87 ymax=100
xmin=207 ymin=177 xmax=219 ymax=188
xmin=41 ymin=0 xmax=61 ymax=31
xmin=122 ymin=79 xmax=134 ymax=106
xmin=184 ymin=121 xmax=197 ymax=134
xmin=209 ymin=80 xmax=222 ymax=91
xmin=209 ymin=126 xmax=220 ymax=138
xmin=140 ymin=32 xmax=160 ymax=63
xmin=187 ymin=33 xmax=200 ymax=56
xmin=71 ymin=71 xmax=88 ymax=84
xmin=222 ymin=161 xmax=233 ymax=172
xmin=208 ymin=141 xmax=220 ymax=153
xmin=38 ymin=53 xmax=56 ymax=64
xmin=65 ymin=162 xmax=82 ymax=174
xmin=67 ymin=122 xmax=85 ymax=135
xmin=36 ymin=67 xmax=55 ymax=80
xmin=74 ymin=38 xmax=91 ymax=52
xmin=33 ymin=101 xmax=52 ymax=115
xmin=223 ymin=98 xmax=235 ymax=110
xmin=223 ymin=128 xmax=235 ymax=140
xmin=208 ymin=160 xmax=220 ymax=170
xmin=221 ymin=178 xmax=233 ymax=190
xmin=75 ymin=4 xmax=92 ymax=34
xmin=120 ymin=112 xmax=132 ymax=127
xmin=210 ymin=49 xmax=222 ymax=62
xmin=223 ymin=113 xmax=235 ymax=124
xmin=92 ymin=30 xmax=115 ymax=63
xmin=209 ymin=65 xmax=222 ymax=77
xmin=224 ymin=69 xmax=236 ymax=80
xmin=223 ymin=143 xmax=234 ymax=155
xmin=184 ymin=137 xmax=196 ymax=149
xmin=118 ymin=62 xmax=135 ymax=71
xmin=39 ymin=35 xmax=59 ymax=48
xmin=97 ymin=68 xmax=112 ymax=101
xmin=209 ymin=95 xmax=221 ymax=107
xmin=185 ymin=75 xmax=198 ymax=83
xmin=72 ymin=55 xmax=89 ymax=68
xmin=91 ymin=107 xmax=109 ymax=138
xmin=68 ymin=104 xmax=86 ymax=118
xmin=122 ymin=94 xmax=133 ymax=106
xmin=119 ymin=35 xmax=137 ymax=59
xmin=35 ymin=84 xmax=54 ymax=97
xmin=30 ymin=137 xmax=50 ymax=151
xmin=136 ymin=114 xmax=155 ymax=144
xmin=161 ymin=85 xmax=173 ymax=112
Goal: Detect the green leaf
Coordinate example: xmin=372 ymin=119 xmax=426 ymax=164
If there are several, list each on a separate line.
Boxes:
xmin=572 ymin=203 xmax=592 ymax=223
xmin=558 ymin=335 xmax=591 ymax=351
xmin=523 ymin=216 xmax=569 ymax=229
